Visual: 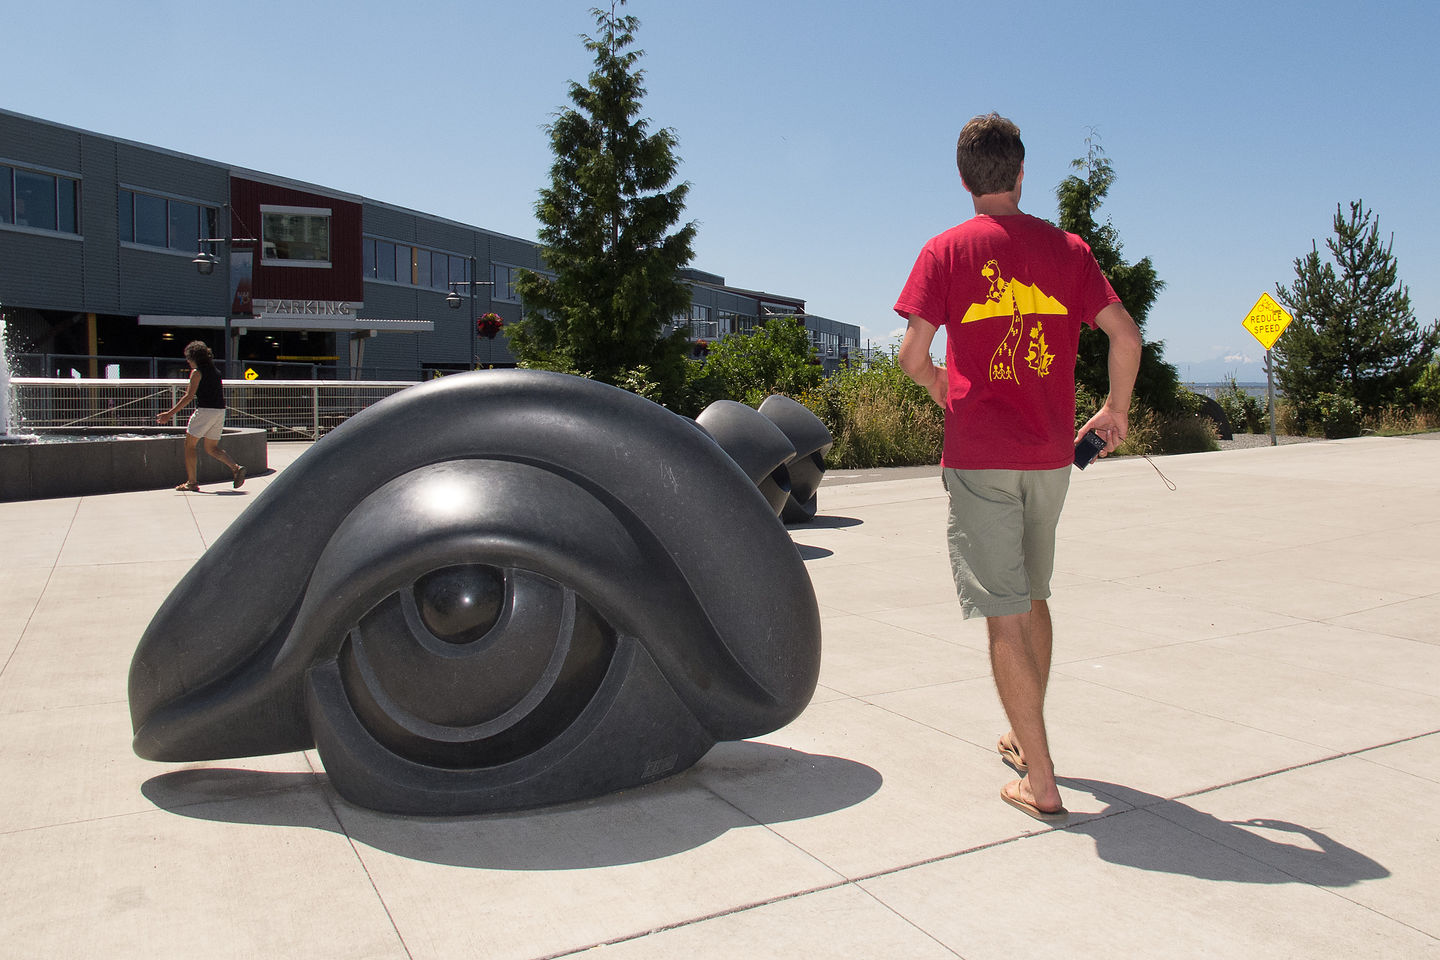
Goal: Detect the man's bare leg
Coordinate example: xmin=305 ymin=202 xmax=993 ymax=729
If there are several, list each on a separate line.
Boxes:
xmin=998 ymin=599 xmax=1052 ymax=768
xmin=989 ymin=599 xmax=1062 ymax=812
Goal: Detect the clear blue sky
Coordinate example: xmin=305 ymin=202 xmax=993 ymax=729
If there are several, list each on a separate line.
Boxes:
xmin=7 ymin=0 xmax=1437 ymax=379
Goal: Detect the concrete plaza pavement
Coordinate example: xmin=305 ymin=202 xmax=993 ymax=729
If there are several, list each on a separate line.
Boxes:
xmin=1 ymin=434 xmax=1438 ymax=958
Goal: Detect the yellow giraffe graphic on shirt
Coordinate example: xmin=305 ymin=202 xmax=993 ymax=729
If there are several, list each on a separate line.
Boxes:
xmin=967 ymin=260 xmax=1063 ymax=384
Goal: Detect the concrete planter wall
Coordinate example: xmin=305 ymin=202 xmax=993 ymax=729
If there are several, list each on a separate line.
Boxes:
xmin=0 ymin=428 xmax=268 ymax=501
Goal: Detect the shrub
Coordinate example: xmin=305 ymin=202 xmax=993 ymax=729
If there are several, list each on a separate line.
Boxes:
xmin=1411 ymin=358 xmax=1440 ymax=414
xmin=1215 ymin=376 xmax=1266 ymax=433
xmin=801 ymin=354 xmax=943 ymax=468
xmin=1369 ymin=405 xmax=1440 ymax=436
xmin=699 ymin=318 xmax=823 ymax=409
xmin=1114 ymin=406 xmax=1159 ymax=456
xmin=1290 ymin=392 xmax=1365 ymax=438
xmin=1154 ymin=409 xmax=1219 ymax=453
xmin=1112 ymin=407 xmax=1217 ymax=456
xmin=1078 ymin=389 xmax=1217 ymax=456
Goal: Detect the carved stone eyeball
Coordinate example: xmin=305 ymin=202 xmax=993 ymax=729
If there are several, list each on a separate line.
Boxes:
xmin=414 ymin=564 xmax=505 ymax=645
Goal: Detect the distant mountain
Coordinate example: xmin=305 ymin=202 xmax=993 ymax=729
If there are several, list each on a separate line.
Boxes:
xmin=1172 ymin=352 xmax=1269 ymax=385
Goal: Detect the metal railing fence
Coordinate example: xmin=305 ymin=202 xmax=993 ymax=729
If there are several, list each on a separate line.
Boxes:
xmin=10 ymin=352 xmax=427 ymax=383
xmin=10 ymin=378 xmax=417 ymax=440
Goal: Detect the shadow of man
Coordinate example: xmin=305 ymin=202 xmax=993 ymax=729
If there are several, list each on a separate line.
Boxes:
xmin=1059 ymin=777 xmax=1389 ymax=887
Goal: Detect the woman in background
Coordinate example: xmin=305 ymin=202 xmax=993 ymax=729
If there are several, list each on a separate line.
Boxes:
xmin=157 ymin=340 xmax=245 ymax=492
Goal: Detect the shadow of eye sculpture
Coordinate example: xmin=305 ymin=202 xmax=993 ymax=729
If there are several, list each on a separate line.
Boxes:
xmin=129 ymin=371 xmax=822 ymax=815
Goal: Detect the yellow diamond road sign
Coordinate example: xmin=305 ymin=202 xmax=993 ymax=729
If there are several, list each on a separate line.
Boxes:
xmin=244 ymin=368 xmax=260 ymax=380
xmin=1243 ymin=293 xmax=1293 ymax=350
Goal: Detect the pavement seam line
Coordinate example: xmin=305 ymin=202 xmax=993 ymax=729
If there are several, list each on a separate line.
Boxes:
xmin=310 ymin=765 xmax=417 ymax=960
xmin=536 ymin=809 xmax=1114 ymax=959
xmin=534 ymin=880 xmax=857 ymax=959
xmin=1135 ymin=796 xmax=1440 ymax=944
xmin=1170 ymin=728 xmax=1440 ymax=803
xmin=1057 ymin=667 xmax=1436 ymax=759
xmin=0 ymin=498 xmax=79 ymax=681
xmin=534 ymin=770 xmax=1028 ymax=959
xmin=850 ymin=883 xmax=968 ymax=959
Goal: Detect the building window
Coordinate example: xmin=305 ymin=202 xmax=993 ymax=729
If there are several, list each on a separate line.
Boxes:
xmin=492 ymin=263 xmax=523 ymax=302
xmin=450 ymin=255 xmax=471 ymax=288
xmin=374 ymin=240 xmax=396 ymax=281
xmin=133 ymin=193 xmax=169 ymax=247
xmin=675 ymin=304 xmax=717 ymax=340
xmin=1 ymin=163 xmax=81 ymax=235
xmin=732 ymin=313 xmax=762 ymax=335
xmin=119 ymin=188 xmax=216 ymax=250
xmin=260 ymin=205 xmax=331 ymax=265
xmin=363 ymin=237 xmax=473 ymax=291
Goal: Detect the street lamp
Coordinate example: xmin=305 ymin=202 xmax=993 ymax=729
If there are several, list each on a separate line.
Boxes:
xmin=194 ymin=226 xmax=258 ymax=379
xmin=445 ymin=256 xmax=494 ymax=369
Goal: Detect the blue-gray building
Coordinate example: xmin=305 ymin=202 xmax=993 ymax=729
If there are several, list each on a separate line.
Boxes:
xmin=0 ymin=108 xmax=860 ymax=381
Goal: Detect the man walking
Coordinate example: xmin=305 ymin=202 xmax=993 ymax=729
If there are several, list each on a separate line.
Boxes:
xmin=894 ymin=113 xmax=1142 ymax=820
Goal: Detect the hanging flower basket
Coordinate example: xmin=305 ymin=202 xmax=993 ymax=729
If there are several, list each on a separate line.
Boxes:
xmin=476 ymin=313 xmax=505 ymax=340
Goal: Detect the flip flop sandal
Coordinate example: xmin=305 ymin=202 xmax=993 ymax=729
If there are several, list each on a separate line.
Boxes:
xmin=997 ymin=734 xmax=1028 ymax=774
xmin=1001 ymin=779 xmax=1068 ymax=822
xmin=175 ymin=481 xmax=199 ymax=492
xmin=233 ymin=466 xmax=246 ymax=489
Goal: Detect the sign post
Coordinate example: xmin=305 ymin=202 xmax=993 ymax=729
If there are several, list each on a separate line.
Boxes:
xmin=1242 ymin=293 xmax=1293 ymax=446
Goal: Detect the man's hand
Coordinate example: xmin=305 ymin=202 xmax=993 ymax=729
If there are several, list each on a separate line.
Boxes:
xmin=925 ymin=365 xmax=948 ymax=407
xmin=1077 ymin=405 xmax=1128 ymax=456
xmin=899 ymin=315 xmax=947 ymax=407
xmin=1084 ymin=302 xmax=1141 ymax=457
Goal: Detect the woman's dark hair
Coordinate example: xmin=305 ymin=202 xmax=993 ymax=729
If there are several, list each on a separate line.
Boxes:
xmin=183 ymin=340 xmax=215 ymax=366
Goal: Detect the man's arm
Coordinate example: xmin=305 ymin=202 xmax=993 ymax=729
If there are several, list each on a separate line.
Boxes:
xmin=898 ymin=314 xmax=947 ymax=407
xmin=1078 ymin=302 xmax=1142 ymax=455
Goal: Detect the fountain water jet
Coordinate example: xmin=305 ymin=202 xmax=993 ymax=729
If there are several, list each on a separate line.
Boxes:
xmin=1 ymin=312 xmax=17 ymax=439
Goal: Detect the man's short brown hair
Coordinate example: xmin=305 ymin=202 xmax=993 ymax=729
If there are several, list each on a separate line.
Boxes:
xmin=956 ymin=113 xmax=1024 ymax=196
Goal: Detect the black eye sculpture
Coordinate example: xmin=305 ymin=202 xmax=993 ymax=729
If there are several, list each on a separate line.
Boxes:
xmin=129 ymin=371 xmax=824 ymax=815
xmin=692 ymin=394 xmax=834 ymax=524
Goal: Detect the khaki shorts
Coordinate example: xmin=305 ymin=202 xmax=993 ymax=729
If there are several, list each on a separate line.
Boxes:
xmin=186 ymin=407 xmax=226 ymax=440
xmin=941 ymin=466 xmax=1071 ymax=620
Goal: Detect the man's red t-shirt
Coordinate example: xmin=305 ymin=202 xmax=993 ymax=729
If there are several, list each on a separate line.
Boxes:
xmin=894 ymin=214 xmax=1120 ymax=470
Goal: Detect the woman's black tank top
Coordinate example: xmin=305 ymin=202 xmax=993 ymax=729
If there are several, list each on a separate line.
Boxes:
xmin=195 ymin=363 xmax=225 ymax=409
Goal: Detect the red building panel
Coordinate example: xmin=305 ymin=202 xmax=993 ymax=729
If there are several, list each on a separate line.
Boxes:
xmin=229 ymin=177 xmax=364 ymax=304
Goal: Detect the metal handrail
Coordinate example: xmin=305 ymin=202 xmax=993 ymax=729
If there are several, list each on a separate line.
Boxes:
xmin=9 ymin=378 xmax=417 ymax=440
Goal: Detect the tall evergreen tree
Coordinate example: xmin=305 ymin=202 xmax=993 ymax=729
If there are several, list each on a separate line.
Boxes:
xmin=1274 ymin=200 xmax=1438 ymax=413
xmin=510 ymin=1 xmax=697 ymax=402
xmin=1055 ymin=137 xmax=1182 ymax=412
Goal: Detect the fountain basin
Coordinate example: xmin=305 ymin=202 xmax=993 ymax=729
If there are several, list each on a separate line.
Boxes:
xmin=0 ymin=427 xmax=268 ymax=501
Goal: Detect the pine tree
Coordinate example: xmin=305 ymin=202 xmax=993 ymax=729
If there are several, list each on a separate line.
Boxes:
xmin=510 ymin=1 xmax=697 ymax=402
xmin=1274 ymin=200 xmax=1438 ymax=414
xmin=1054 ymin=137 xmax=1183 ymax=413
